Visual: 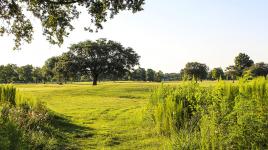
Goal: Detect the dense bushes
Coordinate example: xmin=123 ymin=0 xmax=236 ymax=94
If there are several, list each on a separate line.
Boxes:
xmin=0 ymin=85 xmax=57 ymax=149
xmin=147 ymin=77 xmax=268 ymax=149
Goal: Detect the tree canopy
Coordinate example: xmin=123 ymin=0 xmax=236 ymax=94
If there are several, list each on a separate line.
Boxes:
xmin=249 ymin=62 xmax=268 ymax=77
xmin=211 ymin=67 xmax=224 ymax=81
xmin=0 ymin=0 xmax=145 ymax=50
xmin=234 ymin=53 xmax=254 ymax=75
xmin=225 ymin=65 xmax=238 ymax=82
xmin=183 ymin=62 xmax=209 ymax=82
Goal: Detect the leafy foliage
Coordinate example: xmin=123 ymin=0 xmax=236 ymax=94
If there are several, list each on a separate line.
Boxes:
xmin=69 ymin=38 xmax=140 ymax=85
xmin=0 ymin=0 xmax=144 ymax=50
xmin=182 ymin=62 xmax=209 ymax=82
xmin=234 ymin=53 xmax=254 ymax=76
xmin=249 ymin=62 xmax=268 ymax=77
xmin=211 ymin=67 xmax=224 ymax=81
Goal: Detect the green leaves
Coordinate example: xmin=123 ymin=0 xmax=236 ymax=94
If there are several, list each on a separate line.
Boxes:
xmin=69 ymin=39 xmax=140 ymax=85
xmin=0 ymin=0 xmax=145 ymax=50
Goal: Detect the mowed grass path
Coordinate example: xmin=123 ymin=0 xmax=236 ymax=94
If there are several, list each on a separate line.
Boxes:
xmin=15 ymin=81 xmax=221 ymax=149
xmin=16 ymin=82 xmax=168 ymax=149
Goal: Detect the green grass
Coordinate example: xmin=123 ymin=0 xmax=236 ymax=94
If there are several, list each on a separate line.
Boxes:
xmin=14 ymin=81 xmax=223 ymax=149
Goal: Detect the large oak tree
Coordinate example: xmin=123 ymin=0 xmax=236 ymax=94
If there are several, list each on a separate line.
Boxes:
xmin=0 ymin=0 xmax=145 ymax=49
xmin=69 ymin=38 xmax=140 ymax=85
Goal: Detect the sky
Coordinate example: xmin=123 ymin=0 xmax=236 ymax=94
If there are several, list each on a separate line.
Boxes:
xmin=1 ymin=0 xmax=268 ymax=73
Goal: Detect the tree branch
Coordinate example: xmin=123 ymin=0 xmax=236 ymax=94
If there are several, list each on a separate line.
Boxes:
xmin=44 ymin=0 xmax=84 ymax=5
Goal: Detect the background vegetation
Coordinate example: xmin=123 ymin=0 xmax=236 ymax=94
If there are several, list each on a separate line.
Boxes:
xmin=1 ymin=52 xmax=267 ymax=85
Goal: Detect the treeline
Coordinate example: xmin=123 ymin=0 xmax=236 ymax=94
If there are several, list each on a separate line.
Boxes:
xmin=180 ymin=53 xmax=268 ymax=82
xmin=0 ymin=64 xmax=179 ymax=83
xmin=104 ymin=68 xmax=180 ymax=82
xmin=0 ymin=51 xmax=267 ymax=84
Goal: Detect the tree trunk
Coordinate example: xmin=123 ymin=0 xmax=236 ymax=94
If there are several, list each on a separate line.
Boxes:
xmin=92 ymin=75 xmax=98 ymax=86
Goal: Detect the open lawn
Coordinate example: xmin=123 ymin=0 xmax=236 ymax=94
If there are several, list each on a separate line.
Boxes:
xmin=15 ymin=81 xmax=223 ymax=149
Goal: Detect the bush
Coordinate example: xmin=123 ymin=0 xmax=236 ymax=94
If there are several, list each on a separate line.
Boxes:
xmin=147 ymin=77 xmax=268 ymax=149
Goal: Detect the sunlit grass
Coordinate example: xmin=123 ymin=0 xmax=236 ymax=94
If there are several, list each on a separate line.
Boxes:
xmin=14 ymin=81 xmax=222 ymax=149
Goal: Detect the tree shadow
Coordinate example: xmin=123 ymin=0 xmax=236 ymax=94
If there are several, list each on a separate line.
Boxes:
xmin=49 ymin=113 xmax=95 ymax=149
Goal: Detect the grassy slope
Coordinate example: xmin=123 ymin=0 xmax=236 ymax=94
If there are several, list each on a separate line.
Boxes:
xmin=15 ymin=81 xmax=223 ymax=149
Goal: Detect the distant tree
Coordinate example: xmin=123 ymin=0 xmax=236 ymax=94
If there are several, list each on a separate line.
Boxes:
xmin=32 ymin=67 xmax=43 ymax=83
xmin=146 ymin=69 xmax=156 ymax=82
xmin=54 ymin=52 xmax=79 ymax=83
xmin=0 ymin=64 xmax=18 ymax=83
xmin=234 ymin=53 xmax=254 ymax=76
xmin=0 ymin=0 xmax=145 ymax=50
xmin=69 ymin=39 xmax=140 ymax=85
xmin=179 ymin=69 xmax=187 ymax=81
xmin=211 ymin=67 xmax=224 ymax=81
xmin=17 ymin=65 xmax=34 ymax=83
xmin=183 ymin=62 xmax=209 ymax=82
xmin=163 ymin=73 xmax=180 ymax=81
xmin=225 ymin=65 xmax=238 ymax=83
xmin=131 ymin=67 xmax=146 ymax=81
xmin=249 ymin=62 xmax=268 ymax=77
xmin=207 ymin=70 xmax=213 ymax=80
xmin=155 ymin=71 xmax=164 ymax=82
xmin=42 ymin=56 xmax=59 ymax=83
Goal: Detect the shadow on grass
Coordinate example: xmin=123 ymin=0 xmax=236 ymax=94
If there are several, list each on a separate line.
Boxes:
xmin=49 ymin=113 xmax=95 ymax=149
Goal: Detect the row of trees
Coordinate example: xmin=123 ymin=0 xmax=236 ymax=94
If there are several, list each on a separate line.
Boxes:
xmin=0 ymin=39 xmax=141 ymax=85
xmin=0 ymin=64 xmax=43 ymax=83
xmin=0 ymin=64 xmax=178 ymax=84
xmin=118 ymin=68 xmax=179 ymax=82
xmin=0 ymin=48 xmax=267 ymax=85
xmin=181 ymin=53 xmax=268 ymax=82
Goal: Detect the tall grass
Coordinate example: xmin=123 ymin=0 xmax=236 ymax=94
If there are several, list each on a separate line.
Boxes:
xmin=0 ymin=85 xmax=58 ymax=149
xmin=0 ymin=85 xmax=16 ymax=106
xmin=147 ymin=77 xmax=268 ymax=149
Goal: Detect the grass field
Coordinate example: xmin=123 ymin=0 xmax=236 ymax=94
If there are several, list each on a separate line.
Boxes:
xmin=15 ymin=81 xmax=223 ymax=149
xmin=15 ymin=82 xmax=164 ymax=149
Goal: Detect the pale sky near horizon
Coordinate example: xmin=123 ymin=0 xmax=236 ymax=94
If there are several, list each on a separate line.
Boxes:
xmin=0 ymin=0 xmax=268 ymax=73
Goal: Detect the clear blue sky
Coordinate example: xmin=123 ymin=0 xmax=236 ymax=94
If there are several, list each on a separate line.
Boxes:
xmin=1 ymin=0 xmax=268 ymax=72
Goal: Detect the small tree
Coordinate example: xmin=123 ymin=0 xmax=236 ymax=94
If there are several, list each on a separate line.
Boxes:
xmin=234 ymin=53 xmax=254 ymax=76
xmin=211 ymin=67 xmax=224 ymax=81
xmin=131 ymin=67 xmax=146 ymax=81
xmin=225 ymin=65 xmax=238 ymax=83
xmin=183 ymin=62 xmax=209 ymax=83
xmin=32 ymin=67 xmax=43 ymax=83
xmin=155 ymin=71 xmax=164 ymax=82
xmin=146 ymin=69 xmax=156 ymax=82
xmin=42 ymin=56 xmax=59 ymax=83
